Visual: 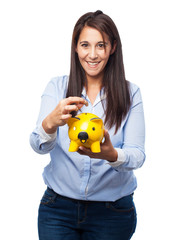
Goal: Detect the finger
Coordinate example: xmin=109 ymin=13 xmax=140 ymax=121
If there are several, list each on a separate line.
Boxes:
xmin=79 ymin=146 xmax=89 ymax=152
xmin=61 ymin=114 xmax=72 ymax=121
xmin=78 ymin=146 xmax=94 ymax=157
xmin=76 ymin=103 xmax=87 ymax=109
xmin=66 ymin=97 xmax=88 ymax=106
xmin=77 ymin=147 xmax=88 ymax=156
xmin=103 ymin=129 xmax=110 ymax=143
xmin=77 ymin=149 xmax=85 ymax=155
xmin=64 ymin=105 xmax=79 ymax=112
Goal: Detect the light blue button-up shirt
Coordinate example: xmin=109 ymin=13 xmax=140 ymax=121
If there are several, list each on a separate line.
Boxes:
xmin=30 ymin=76 xmax=145 ymax=201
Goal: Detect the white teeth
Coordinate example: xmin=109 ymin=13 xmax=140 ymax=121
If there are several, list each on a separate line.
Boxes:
xmin=87 ymin=62 xmax=99 ymax=65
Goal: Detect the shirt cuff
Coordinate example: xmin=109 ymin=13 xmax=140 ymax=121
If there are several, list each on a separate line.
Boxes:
xmin=107 ymin=148 xmax=126 ymax=167
xmin=38 ymin=124 xmax=57 ymax=143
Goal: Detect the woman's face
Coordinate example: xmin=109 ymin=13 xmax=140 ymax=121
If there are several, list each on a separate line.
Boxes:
xmin=76 ymin=26 xmax=114 ymax=81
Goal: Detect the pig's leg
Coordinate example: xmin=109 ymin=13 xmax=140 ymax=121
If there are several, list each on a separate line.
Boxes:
xmin=69 ymin=141 xmax=79 ymax=152
xmin=90 ymin=141 xmax=101 ymax=153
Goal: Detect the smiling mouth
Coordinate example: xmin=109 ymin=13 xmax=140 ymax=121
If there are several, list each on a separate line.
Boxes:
xmin=86 ymin=61 xmax=101 ymax=67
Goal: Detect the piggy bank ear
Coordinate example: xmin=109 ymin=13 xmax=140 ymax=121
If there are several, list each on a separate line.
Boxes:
xmin=67 ymin=116 xmax=80 ymax=127
xmin=90 ymin=117 xmax=103 ymax=125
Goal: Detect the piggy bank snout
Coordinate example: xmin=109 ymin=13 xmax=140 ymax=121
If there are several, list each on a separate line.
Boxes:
xmin=78 ymin=131 xmax=88 ymax=143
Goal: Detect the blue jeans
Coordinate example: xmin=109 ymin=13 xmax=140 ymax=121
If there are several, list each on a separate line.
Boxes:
xmin=38 ymin=187 xmax=137 ymax=240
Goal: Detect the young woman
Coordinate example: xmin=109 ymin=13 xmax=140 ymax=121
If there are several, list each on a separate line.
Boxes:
xmin=30 ymin=10 xmax=146 ymax=240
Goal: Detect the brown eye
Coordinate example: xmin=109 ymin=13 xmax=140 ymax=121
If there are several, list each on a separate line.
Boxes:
xmin=92 ymin=127 xmax=95 ymax=131
xmin=81 ymin=43 xmax=89 ymax=48
xmin=98 ymin=43 xmax=104 ymax=48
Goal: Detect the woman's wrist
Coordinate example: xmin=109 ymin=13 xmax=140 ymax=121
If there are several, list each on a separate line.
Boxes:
xmin=107 ymin=149 xmax=118 ymax=162
xmin=42 ymin=117 xmax=57 ymax=134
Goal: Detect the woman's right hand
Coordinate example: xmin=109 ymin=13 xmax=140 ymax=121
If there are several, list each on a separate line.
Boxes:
xmin=42 ymin=97 xmax=88 ymax=134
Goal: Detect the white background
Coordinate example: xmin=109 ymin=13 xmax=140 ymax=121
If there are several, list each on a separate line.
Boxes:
xmin=0 ymin=0 xmax=187 ymax=239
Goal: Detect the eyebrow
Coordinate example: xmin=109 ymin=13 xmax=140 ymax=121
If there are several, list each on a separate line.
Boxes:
xmin=79 ymin=41 xmax=108 ymax=45
xmin=80 ymin=41 xmax=88 ymax=44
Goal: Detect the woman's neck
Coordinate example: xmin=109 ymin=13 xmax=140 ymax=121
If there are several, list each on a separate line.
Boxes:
xmin=85 ymin=75 xmax=103 ymax=105
xmin=86 ymin=74 xmax=103 ymax=87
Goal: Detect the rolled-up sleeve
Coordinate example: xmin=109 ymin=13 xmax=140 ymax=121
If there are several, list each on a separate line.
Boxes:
xmin=109 ymin=86 xmax=146 ymax=172
xmin=29 ymin=78 xmax=59 ymax=154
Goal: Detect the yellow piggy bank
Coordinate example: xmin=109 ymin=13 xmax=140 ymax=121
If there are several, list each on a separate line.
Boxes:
xmin=67 ymin=113 xmax=104 ymax=153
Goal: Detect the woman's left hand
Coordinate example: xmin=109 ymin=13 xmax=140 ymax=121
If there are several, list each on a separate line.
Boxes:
xmin=77 ymin=130 xmax=118 ymax=162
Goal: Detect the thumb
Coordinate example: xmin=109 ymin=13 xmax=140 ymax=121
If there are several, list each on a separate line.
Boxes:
xmin=103 ymin=129 xmax=110 ymax=143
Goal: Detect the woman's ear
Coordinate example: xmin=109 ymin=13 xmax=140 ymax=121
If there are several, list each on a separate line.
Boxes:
xmin=110 ymin=41 xmax=117 ymax=55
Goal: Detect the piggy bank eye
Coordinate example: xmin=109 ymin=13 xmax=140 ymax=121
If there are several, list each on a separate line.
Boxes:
xmin=73 ymin=126 xmax=76 ymax=130
xmin=92 ymin=127 xmax=95 ymax=131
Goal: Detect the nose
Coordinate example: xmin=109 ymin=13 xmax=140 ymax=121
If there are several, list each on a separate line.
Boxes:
xmin=78 ymin=132 xmax=89 ymax=143
xmin=89 ymin=47 xmax=98 ymax=60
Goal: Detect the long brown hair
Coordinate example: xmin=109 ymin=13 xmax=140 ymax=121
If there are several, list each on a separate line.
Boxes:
xmin=66 ymin=10 xmax=131 ymax=133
